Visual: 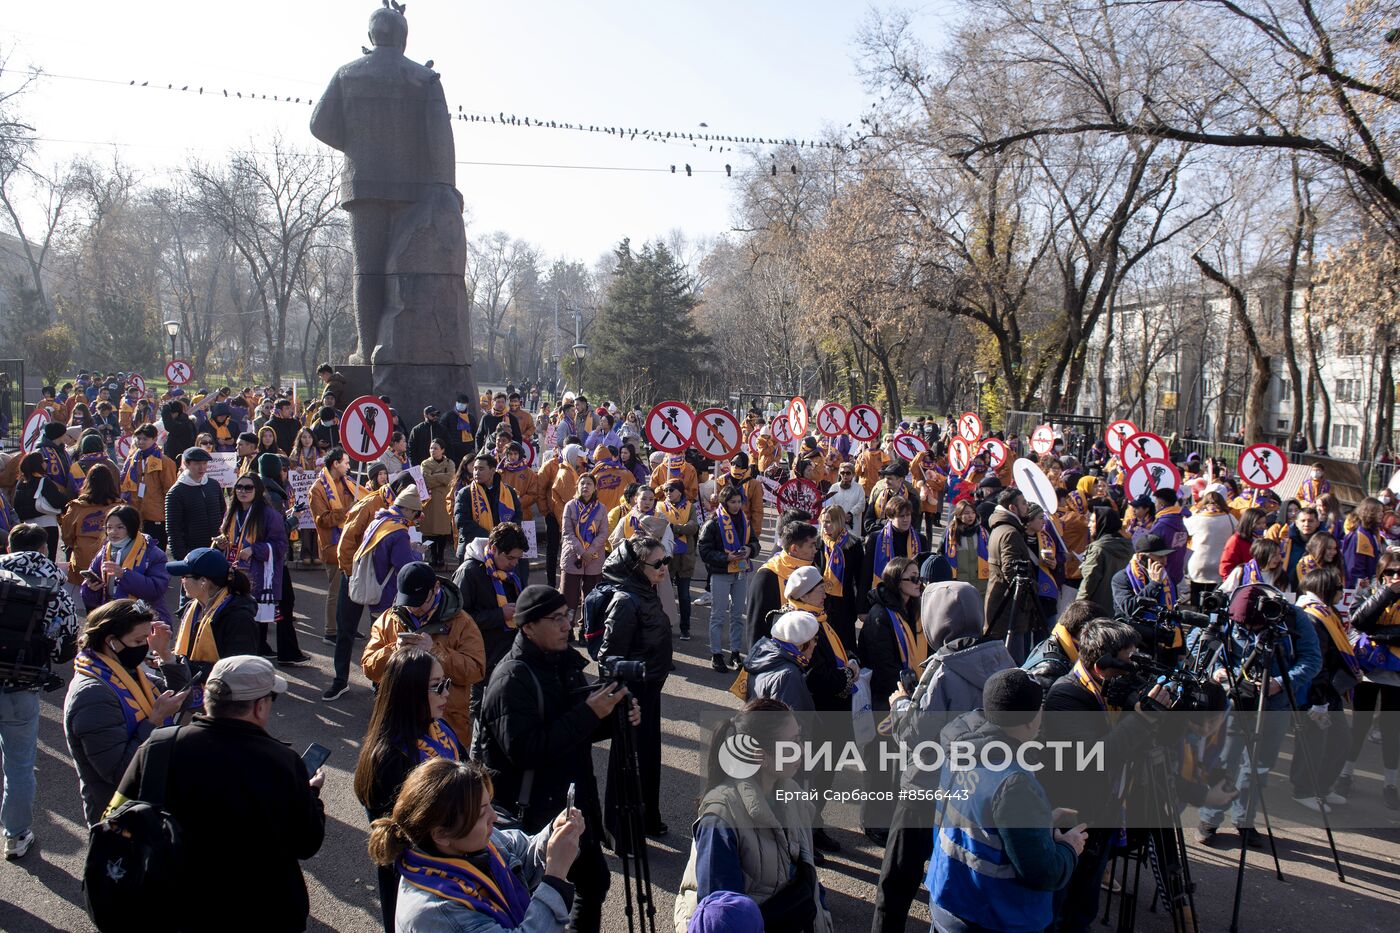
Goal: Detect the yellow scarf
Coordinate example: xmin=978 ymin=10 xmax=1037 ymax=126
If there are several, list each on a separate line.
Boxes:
xmin=820 ymin=532 xmax=850 ymax=598
xmin=108 ymin=534 xmax=149 ymax=576
xmin=176 ymin=589 xmax=232 ymax=663
xmin=469 ymin=481 xmax=518 ymax=533
xmin=1302 ymin=602 xmax=1361 ymax=677
xmin=355 ymin=509 xmax=411 ymax=561
xmin=761 ymin=551 xmax=812 ymax=594
xmin=886 ymin=603 xmax=928 ymax=670
xmin=211 ymin=417 xmax=235 ymax=446
xmin=788 ymin=597 xmax=848 ymax=666
xmin=1052 ymin=622 xmax=1078 ymax=663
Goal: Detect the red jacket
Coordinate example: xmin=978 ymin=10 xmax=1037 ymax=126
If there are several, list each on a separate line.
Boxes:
xmin=1218 ymin=534 xmax=1253 ymax=580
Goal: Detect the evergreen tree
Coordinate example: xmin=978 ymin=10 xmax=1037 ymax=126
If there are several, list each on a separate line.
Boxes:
xmin=587 ymin=239 xmax=710 ymax=402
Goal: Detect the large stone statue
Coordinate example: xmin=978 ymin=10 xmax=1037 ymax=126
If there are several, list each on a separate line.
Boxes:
xmin=310 ymin=2 xmax=478 ymax=421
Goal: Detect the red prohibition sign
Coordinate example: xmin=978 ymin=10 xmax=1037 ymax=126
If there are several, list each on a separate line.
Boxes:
xmin=892 ymin=432 xmax=928 ymax=461
xmin=342 ymin=395 xmax=393 ymax=463
xmin=1104 ymin=419 xmax=1138 ymax=455
xmin=787 ymin=396 xmax=809 ymax=436
xmin=645 ymin=401 xmax=696 ymax=454
xmin=948 ymin=436 xmax=973 ymax=473
xmin=816 ymin=402 xmax=848 ymax=438
xmin=846 ymin=405 xmax=882 ymax=443
xmin=165 ymin=359 xmax=192 ymax=386
xmin=1120 ymin=431 xmax=1167 ymax=470
xmin=979 ymin=437 xmax=1010 ymax=469
xmin=1030 ymin=425 xmax=1055 ymax=456
xmin=1237 ymin=443 xmax=1288 ymax=489
xmin=694 ymin=408 xmax=743 ymax=460
xmin=771 ymin=414 xmax=794 ymax=446
xmin=958 ymin=412 xmax=983 ymax=444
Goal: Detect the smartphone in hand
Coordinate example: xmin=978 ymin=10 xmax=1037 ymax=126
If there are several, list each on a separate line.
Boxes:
xmin=302 ymin=742 xmax=332 ymax=774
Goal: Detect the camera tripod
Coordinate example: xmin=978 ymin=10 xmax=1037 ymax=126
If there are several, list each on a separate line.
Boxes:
xmin=1226 ymin=624 xmax=1345 ymax=933
xmin=609 ymin=698 xmax=658 ymax=933
xmin=999 ymin=565 xmax=1049 ymax=663
xmin=1100 ymin=745 xmax=1199 ymax=933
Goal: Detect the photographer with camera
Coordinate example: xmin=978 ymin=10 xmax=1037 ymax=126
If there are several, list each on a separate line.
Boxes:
xmin=596 ymin=535 xmax=673 ymax=839
xmin=1196 ymin=583 xmax=1320 ymax=846
xmin=1041 ymin=619 xmax=1166 ymax=933
xmin=479 ymin=585 xmax=638 ymax=933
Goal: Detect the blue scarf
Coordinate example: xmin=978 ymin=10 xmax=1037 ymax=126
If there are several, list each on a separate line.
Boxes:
xmin=416 ymin=719 xmax=463 ymax=763
xmin=872 ymin=522 xmax=921 ymax=581
xmin=398 ymin=845 xmax=531 ymax=928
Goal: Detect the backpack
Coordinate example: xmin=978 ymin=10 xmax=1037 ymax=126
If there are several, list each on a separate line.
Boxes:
xmin=84 ymin=726 xmax=184 ymax=933
xmin=347 ymin=546 xmax=389 ymax=607
xmin=0 ymin=573 xmax=65 ymax=690
xmin=581 ymin=582 xmax=637 ymax=660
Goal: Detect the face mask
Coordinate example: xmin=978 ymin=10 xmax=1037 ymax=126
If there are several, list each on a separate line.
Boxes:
xmin=455 ymin=403 xmax=467 ymax=412
xmin=109 ymin=640 xmax=149 ymax=670
xmin=321 ymin=419 xmax=334 ymax=427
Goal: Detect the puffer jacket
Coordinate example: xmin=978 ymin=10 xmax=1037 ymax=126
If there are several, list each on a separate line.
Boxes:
xmin=743 ymin=636 xmax=813 ymax=711
xmin=595 ymin=545 xmax=672 ymax=683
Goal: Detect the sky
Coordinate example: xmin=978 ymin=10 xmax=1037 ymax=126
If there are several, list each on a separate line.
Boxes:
xmin=7 ymin=0 xmax=960 ymax=263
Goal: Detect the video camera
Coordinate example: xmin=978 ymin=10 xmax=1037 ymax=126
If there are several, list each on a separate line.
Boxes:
xmin=1006 ymin=556 xmax=1035 ymax=583
xmin=599 ymin=656 xmax=647 ymax=683
xmin=1101 ymin=653 xmax=1219 ymax=713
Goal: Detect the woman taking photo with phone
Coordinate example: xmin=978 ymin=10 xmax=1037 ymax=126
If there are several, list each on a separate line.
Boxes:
xmin=63 ymin=598 xmax=190 ymax=826
xmin=78 ymin=504 xmax=172 ymax=622
xmin=355 ymin=648 xmax=462 ymax=932
xmin=367 ymin=757 xmax=584 ymax=933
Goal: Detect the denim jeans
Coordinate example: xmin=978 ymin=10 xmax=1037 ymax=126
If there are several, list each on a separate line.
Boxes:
xmin=1199 ymin=704 xmax=1290 ymax=829
xmin=709 ymin=571 xmax=749 ymax=654
xmin=0 ymin=689 xmax=40 ymax=838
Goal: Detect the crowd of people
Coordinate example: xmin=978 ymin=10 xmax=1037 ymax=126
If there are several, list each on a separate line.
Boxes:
xmin=1 ymin=366 xmax=1399 ymax=933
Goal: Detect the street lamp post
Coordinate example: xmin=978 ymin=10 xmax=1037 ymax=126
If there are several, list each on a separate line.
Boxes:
xmin=571 ymin=307 xmax=588 ymax=394
xmin=972 ymin=369 xmax=988 ymax=424
xmin=163 ymin=320 xmax=181 ymax=360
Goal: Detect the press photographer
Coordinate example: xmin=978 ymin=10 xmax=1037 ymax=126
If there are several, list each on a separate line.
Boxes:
xmin=1041 ymin=619 xmax=1168 ymax=933
xmin=1196 ymin=582 xmax=1320 ymax=846
xmin=479 ymin=585 xmax=638 ymax=933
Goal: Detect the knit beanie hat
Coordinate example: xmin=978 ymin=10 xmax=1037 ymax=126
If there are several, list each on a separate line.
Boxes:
xmin=983 ymin=668 xmax=1044 ymax=728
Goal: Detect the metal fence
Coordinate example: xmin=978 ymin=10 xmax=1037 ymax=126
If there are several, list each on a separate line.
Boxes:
xmin=0 ymin=361 xmax=24 ymax=452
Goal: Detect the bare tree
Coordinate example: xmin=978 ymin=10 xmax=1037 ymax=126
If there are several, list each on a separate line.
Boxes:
xmin=189 ymin=136 xmax=339 ymax=385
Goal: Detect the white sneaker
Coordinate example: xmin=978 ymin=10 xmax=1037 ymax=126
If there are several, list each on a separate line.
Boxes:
xmin=693 ymin=592 xmax=712 ymax=606
xmin=4 ymin=830 xmax=34 ymax=860
xmin=1324 ymin=792 xmax=1348 ymax=805
xmin=1292 ymin=796 xmax=1330 ymax=813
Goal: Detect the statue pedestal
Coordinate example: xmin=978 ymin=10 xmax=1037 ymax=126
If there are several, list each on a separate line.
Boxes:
xmin=371 ymin=185 xmax=478 ymax=419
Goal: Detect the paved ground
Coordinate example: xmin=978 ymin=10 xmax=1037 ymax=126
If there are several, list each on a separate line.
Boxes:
xmin=6 ymin=558 xmax=1400 ymax=932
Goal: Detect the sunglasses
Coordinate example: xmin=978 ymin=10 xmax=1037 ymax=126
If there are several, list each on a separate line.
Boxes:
xmin=234 ymin=484 xmax=256 ymax=492
xmin=430 ymin=677 xmax=453 ymax=696
xmin=643 ymin=557 xmax=672 ymax=569
xmin=901 ymin=575 xmax=922 ymax=584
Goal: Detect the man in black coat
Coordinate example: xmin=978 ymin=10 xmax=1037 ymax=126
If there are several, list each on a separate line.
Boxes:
xmin=479 ymin=586 xmax=635 ymax=933
xmin=746 ymin=520 xmax=820 ymax=645
xmin=407 ymin=405 xmax=451 ymax=466
xmin=164 ymin=447 xmax=225 ymax=561
xmin=267 ymin=397 xmax=303 ymax=454
xmin=452 ymin=522 xmax=528 ymax=755
xmin=160 ymin=396 xmax=198 ymax=461
xmin=115 ymin=656 xmax=324 ymax=932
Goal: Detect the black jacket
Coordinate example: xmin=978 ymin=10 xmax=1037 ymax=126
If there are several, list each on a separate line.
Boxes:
xmin=185 ymin=593 xmax=260 ymax=675
xmin=861 ymin=525 xmax=922 ymax=595
xmin=696 ymin=513 xmax=759 ymax=577
xmin=480 ymin=411 xmax=523 ymax=443
xmin=268 ymin=415 xmax=302 ymax=455
xmin=14 ymin=475 xmax=70 ymax=521
xmin=596 ymin=547 xmax=672 ymax=683
xmin=746 ymin=565 xmax=788 ymax=644
xmin=453 ymin=476 xmax=520 ymax=545
xmin=1040 ymin=670 xmax=1158 ymax=825
xmin=165 ymin=477 xmax=225 ymax=559
xmin=160 ymin=403 xmax=196 ymax=458
xmin=116 ymin=716 xmax=325 ymax=932
xmin=408 ymin=418 xmax=453 ymax=467
xmin=1350 ymin=582 xmax=1400 ymax=636
xmin=859 ymin=582 xmax=922 ymax=711
xmin=452 ymin=549 xmax=525 ymax=670
xmin=479 ymin=632 xmax=610 ymax=832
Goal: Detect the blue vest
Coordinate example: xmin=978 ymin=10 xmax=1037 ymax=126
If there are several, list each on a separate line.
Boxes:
xmin=927 ymin=756 xmax=1055 ymax=933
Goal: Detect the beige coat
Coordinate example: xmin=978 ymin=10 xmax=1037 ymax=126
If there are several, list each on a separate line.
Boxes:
xmin=419 ymin=455 xmax=455 ymax=538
